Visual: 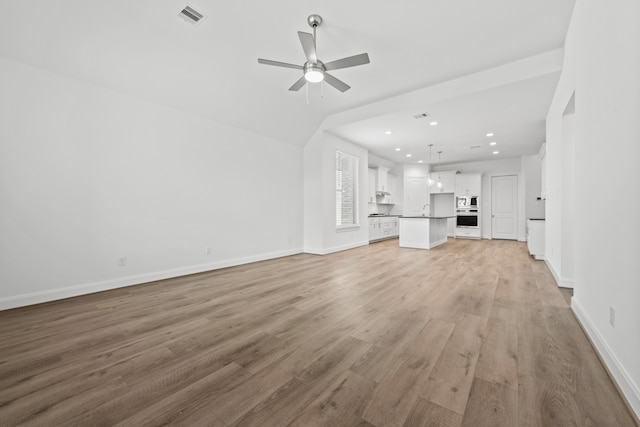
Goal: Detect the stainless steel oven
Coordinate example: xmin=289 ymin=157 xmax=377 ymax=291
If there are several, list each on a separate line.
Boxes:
xmin=456 ymin=209 xmax=479 ymax=228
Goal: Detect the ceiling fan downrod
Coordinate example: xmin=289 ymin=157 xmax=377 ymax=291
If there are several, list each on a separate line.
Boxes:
xmin=307 ymin=14 xmax=322 ymax=55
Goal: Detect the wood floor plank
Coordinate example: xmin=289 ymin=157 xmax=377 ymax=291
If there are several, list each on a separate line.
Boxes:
xmin=362 ymin=317 xmax=456 ymax=426
xmin=474 ymin=315 xmax=518 ymax=391
xmin=0 ymin=238 xmax=636 ymax=426
xmin=461 ymin=377 xmax=517 ymax=427
xmin=288 ymin=370 xmax=376 ymax=427
xmin=214 ymin=336 xmax=371 ymax=426
xmin=403 ymin=398 xmax=463 ymax=427
xmin=419 ymin=312 xmax=487 ymax=415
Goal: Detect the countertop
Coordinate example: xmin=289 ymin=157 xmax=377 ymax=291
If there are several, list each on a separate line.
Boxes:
xmin=400 ymin=215 xmax=456 ymax=219
xmin=368 ymin=214 xmax=402 ymax=218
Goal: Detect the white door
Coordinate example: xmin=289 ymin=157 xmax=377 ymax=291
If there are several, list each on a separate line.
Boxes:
xmin=491 ymin=175 xmax=518 ymax=240
xmin=405 ymin=176 xmax=427 ymax=216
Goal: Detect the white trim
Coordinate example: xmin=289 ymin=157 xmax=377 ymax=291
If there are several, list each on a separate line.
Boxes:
xmin=304 ymin=240 xmax=368 ymax=256
xmin=572 ymin=298 xmax=640 ymax=420
xmin=0 ymin=248 xmax=303 ymax=311
xmin=303 ymin=247 xmax=325 ymax=255
xmin=544 ymin=258 xmax=574 ymax=289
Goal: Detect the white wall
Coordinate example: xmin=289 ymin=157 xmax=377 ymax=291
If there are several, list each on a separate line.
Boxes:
xmin=303 ymin=131 xmax=369 ymax=254
xmin=521 ymin=155 xmax=545 ymax=221
xmin=546 ymin=0 xmax=640 ymax=417
xmin=434 ymin=157 xmax=523 ymax=240
xmin=0 ymin=57 xmax=303 ymax=310
xmin=560 ymin=113 xmax=575 ymax=284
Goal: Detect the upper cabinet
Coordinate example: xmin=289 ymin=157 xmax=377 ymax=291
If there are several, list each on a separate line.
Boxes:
xmin=455 ymin=173 xmax=482 ymax=196
xmin=368 ymin=169 xmax=377 ymax=203
xmin=429 ymin=170 xmax=457 ymax=194
xmin=376 ymin=167 xmax=389 ymax=193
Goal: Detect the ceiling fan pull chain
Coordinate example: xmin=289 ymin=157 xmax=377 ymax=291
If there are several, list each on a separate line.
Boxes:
xmin=306 ymin=82 xmax=309 ymax=104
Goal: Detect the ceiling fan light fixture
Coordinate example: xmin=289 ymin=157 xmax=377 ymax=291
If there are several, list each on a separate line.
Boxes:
xmin=304 ymin=64 xmax=324 ymax=83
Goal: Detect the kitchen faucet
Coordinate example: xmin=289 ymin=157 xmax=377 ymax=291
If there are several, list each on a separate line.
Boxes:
xmin=422 ymin=203 xmax=430 ymax=216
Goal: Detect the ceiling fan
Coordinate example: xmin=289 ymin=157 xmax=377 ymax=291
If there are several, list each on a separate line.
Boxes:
xmin=258 ymin=14 xmax=370 ymax=92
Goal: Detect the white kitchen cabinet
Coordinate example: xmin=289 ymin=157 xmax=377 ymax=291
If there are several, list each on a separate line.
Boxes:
xmin=430 ymin=170 xmax=457 ymax=194
xmin=455 ymin=227 xmax=481 ymax=239
xmin=376 ymin=167 xmax=389 ymax=193
xmin=455 ymin=173 xmax=481 ymax=196
xmin=385 ymin=216 xmax=400 ymax=237
xmin=369 ymin=218 xmax=383 ymax=241
xmin=368 ymin=169 xmax=377 ymax=203
xmin=369 ymin=216 xmax=399 ymax=241
xmin=527 ymin=219 xmax=545 ymax=260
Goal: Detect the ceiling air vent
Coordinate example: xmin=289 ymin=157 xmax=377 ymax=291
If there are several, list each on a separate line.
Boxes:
xmin=413 ymin=112 xmax=430 ymax=119
xmin=179 ymin=5 xmax=206 ymax=25
xmin=470 ymin=145 xmax=481 ymax=149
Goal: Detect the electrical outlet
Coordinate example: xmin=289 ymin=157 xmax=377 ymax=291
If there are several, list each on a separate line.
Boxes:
xmin=609 ymin=306 xmax=615 ymax=327
xmin=117 ymin=256 xmax=127 ymax=267
xmin=205 ymin=247 xmax=212 ymax=255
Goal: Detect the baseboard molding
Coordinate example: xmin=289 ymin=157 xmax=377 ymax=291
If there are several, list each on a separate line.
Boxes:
xmin=572 ymin=298 xmax=640 ymax=422
xmin=304 ymin=240 xmax=368 ymax=256
xmin=0 ymin=248 xmax=303 ymax=311
xmin=544 ymin=258 xmax=574 ymax=289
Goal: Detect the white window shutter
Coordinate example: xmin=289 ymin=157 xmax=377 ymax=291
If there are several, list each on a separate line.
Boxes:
xmin=336 ymin=151 xmax=358 ymax=228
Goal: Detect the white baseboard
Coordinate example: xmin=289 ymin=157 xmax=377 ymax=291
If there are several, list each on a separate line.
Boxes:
xmin=0 ymin=248 xmax=303 ymax=311
xmin=544 ymin=258 xmax=574 ymax=289
xmin=305 ymin=240 xmax=368 ymax=255
xmin=572 ymin=298 xmax=640 ymax=420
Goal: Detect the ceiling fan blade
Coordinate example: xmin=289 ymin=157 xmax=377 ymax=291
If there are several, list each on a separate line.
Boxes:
xmin=298 ymin=31 xmax=318 ymax=63
xmin=288 ymin=76 xmax=307 ymax=91
xmin=324 ymin=53 xmax=370 ymax=71
xmin=324 ymin=73 xmax=351 ymax=92
xmin=258 ymin=58 xmax=303 ymax=70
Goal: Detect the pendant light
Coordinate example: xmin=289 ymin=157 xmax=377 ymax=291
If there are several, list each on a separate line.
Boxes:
xmin=427 ymin=144 xmax=435 ymax=187
xmin=436 ymin=151 xmax=443 ymax=188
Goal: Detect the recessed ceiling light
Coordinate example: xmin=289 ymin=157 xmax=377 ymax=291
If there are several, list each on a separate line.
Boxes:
xmin=430 ymin=121 xmax=438 ymax=126
xmin=493 ymin=151 xmax=499 ymax=154
xmin=395 ymin=148 xmax=401 ymax=151
xmin=418 ymin=160 xmax=423 ymax=163
xmin=385 ymin=131 xmax=393 ymax=135
xmin=490 ymin=141 xmax=497 ymax=146
xmin=486 ymin=132 xmax=494 ymax=137
xmin=406 ymin=154 xmax=412 ymax=158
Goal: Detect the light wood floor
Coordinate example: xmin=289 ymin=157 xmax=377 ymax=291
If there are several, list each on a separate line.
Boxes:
xmin=0 ymin=238 xmax=636 ymax=426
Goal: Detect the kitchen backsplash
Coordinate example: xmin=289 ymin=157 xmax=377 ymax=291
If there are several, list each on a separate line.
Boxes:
xmin=368 ymin=202 xmax=403 ymax=216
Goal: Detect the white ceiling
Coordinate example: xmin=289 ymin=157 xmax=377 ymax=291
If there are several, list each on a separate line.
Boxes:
xmin=329 ymin=72 xmax=561 ymax=166
xmin=0 ymin=0 xmax=576 ymax=163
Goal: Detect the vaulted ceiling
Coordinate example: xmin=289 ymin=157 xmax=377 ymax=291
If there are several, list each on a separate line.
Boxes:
xmin=0 ymin=0 xmax=576 ymax=164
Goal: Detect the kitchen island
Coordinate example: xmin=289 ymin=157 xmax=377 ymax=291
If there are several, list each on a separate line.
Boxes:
xmin=399 ymin=216 xmax=455 ymax=249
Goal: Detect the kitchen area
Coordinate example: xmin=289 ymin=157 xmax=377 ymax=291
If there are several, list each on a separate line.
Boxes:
xmin=367 ymin=147 xmax=547 ymax=259
xmin=368 ymin=163 xmax=483 ymax=249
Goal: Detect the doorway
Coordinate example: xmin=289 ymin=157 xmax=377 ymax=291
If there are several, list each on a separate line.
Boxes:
xmin=491 ymin=175 xmax=518 ymax=240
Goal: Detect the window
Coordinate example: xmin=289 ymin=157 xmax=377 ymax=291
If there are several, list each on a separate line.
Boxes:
xmin=336 ymin=150 xmax=359 ymax=228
